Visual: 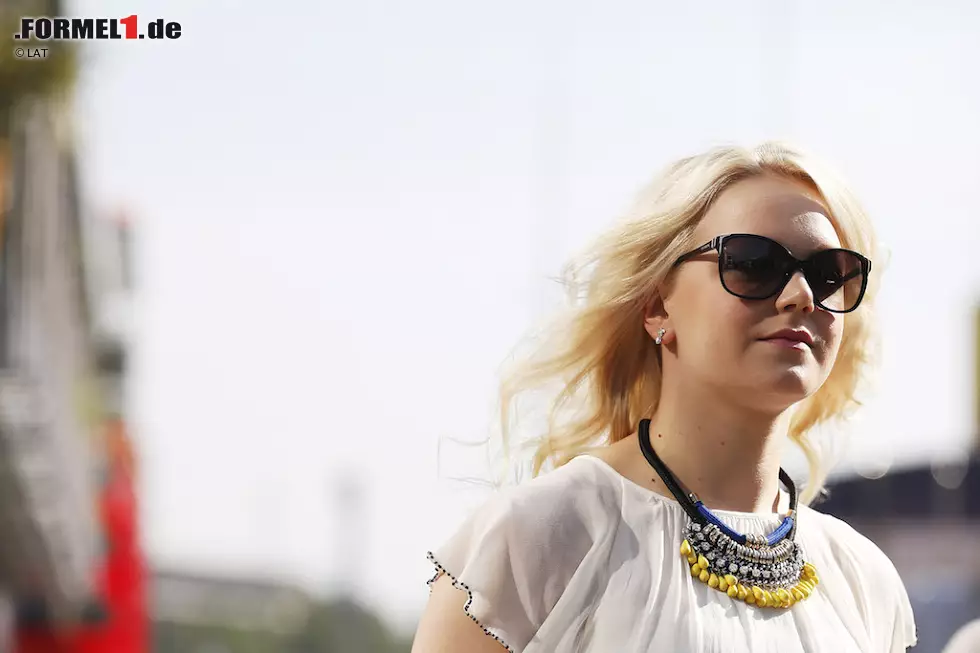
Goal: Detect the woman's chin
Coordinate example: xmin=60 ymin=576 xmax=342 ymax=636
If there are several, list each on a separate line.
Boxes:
xmin=752 ymin=367 xmax=821 ymax=410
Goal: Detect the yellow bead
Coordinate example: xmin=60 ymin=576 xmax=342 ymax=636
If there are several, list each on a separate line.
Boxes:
xmin=697 ymin=555 xmax=709 ymax=570
xmin=727 ymin=584 xmax=738 ymax=598
xmin=708 ymin=573 xmax=719 ymax=588
xmin=763 ymin=590 xmax=775 ymax=605
xmin=737 ymin=585 xmax=749 ymax=601
xmin=803 ymin=562 xmax=817 ymax=578
xmin=757 ymin=594 xmax=768 ymax=608
xmin=699 ymin=569 xmax=710 ymax=583
xmin=687 ymin=553 xmax=698 ymax=565
xmin=744 ymin=591 xmax=755 ymax=604
xmin=724 ymin=574 xmax=737 ymax=586
xmin=791 ymin=588 xmax=804 ymax=602
xmin=680 ymin=540 xmax=692 ymax=556
xmin=752 ymin=586 xmax=764 ymax=601
xmin=809 ymin=574 xmax=820 ymax=586
xmin=776 ymin=589 xmax=791 ymax=606
xmin=691 ymin=564 xmax=701 ymax=577
xmin=718 ymin=577 xmax=729 ymax=592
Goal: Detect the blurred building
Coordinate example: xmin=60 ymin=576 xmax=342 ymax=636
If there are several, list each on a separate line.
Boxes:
xmin=0 ymin=72 xmax=147 ymax=650
xmin=819 ymin=455 xmax=980 ymax=653
xmin=151 ymin=570 xmax=313 ymax=653
xmin=0 ymin=97 xmax=102 ymax=626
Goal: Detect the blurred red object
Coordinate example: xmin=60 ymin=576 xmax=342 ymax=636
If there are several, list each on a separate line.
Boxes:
xmin=14 ymin=419 xmax=148 ymax=653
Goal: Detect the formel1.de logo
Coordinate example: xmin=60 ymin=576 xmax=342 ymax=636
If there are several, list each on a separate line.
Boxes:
xmin=14 ymin=15 xmax=182 ymax=40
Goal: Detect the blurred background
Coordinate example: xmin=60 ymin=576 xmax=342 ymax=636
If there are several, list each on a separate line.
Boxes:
xmin=0 ymin=0 xmax=978 ymax=651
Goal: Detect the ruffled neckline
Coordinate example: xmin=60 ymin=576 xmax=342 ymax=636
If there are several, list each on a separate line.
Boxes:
xmin=574 ymin=454 xmax=792 ymax=527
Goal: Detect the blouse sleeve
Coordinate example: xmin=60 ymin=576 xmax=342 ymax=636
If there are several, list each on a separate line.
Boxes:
xmin=849 ymin=521 xmax=916 ymax=652
xmin=887 ymin=562 xmax=917 ymax=652
xmin=806 ymin=510 xmax=918 ymax=652
xmin=425 ymin=471 xmax=594 ymax=653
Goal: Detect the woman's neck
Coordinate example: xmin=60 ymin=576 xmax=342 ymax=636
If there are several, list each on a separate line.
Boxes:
xmin=641 ymin=382 xmax=791 ymax=514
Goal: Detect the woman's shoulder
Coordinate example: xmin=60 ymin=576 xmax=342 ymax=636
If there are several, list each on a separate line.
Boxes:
xmin=799 ymin=505 xmax=907 ymax=590
xmin=799 ymin=505 xmax=901 ymax=576
xmin=429 ymin=454 xmax=623 ymax=573
xmin=466 ymin=455 xmax=623 ymax=546
xmin=499 ymin=455 xmax=622 ymax=511
xmin=425 ymin=456 xmax=621 ymax=652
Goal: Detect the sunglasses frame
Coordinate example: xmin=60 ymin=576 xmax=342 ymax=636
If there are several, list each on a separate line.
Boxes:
xmin=673 ymin=233 xmax=872 ymax=314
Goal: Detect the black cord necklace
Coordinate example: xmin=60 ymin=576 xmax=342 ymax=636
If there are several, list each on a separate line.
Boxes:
xmin=635 ymin=418 xmax=818 ymax=609
xmin=638 ymin=418 xmax=798 ymax=540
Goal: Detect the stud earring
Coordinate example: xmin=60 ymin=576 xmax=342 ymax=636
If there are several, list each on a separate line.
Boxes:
xmin=655 ymin=328 xmax=666 ymax=345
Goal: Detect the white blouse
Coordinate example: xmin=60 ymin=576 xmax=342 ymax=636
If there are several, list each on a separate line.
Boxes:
xmin=426 ymin=454 xmax=917 ymax=653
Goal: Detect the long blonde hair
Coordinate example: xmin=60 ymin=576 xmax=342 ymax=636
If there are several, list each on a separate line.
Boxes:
xmin=496 ymin=142 xmax=880 ymax=505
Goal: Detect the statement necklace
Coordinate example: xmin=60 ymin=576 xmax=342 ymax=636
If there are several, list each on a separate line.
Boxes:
xmin=637 ymin=418 xmax=819 ymax=609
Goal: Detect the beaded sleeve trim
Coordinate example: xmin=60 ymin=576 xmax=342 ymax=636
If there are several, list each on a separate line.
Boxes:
xmin=426 ymin=551 xmax=515 ymax=653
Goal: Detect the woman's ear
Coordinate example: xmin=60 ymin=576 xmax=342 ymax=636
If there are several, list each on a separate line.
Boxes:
xmin=643 ymin=293 xmax=669 ymax=343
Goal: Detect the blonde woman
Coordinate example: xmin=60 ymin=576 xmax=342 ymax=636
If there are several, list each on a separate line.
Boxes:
xmin=412 ymin=143 xmax=916 ymax=652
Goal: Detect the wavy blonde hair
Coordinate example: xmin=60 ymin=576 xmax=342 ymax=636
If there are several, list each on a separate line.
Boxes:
xmin=496 ymin=142 xmax=880 ymax=505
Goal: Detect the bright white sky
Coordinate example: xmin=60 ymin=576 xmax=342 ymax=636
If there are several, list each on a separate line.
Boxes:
xmin=73 ymin=0 xmax=979 ymax=634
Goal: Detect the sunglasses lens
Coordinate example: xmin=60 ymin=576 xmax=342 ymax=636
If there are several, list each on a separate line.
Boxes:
xmin=806 ymin=250 xmax=866 ymax=312
xmin=714 ymin=235 xmax=868 ymax=311
xmin=719 ymin=236 xmax=790 ymax=299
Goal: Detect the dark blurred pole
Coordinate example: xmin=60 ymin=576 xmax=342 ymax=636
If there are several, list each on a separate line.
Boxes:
xmin=974 ymin=304 xmax=979 ymax=450
xmin=329 ymin=471 xmax=368 ymax=601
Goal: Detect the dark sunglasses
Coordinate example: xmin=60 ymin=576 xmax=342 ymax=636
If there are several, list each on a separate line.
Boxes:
xmin=673 ymin=233 xmax=871 ymax=313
